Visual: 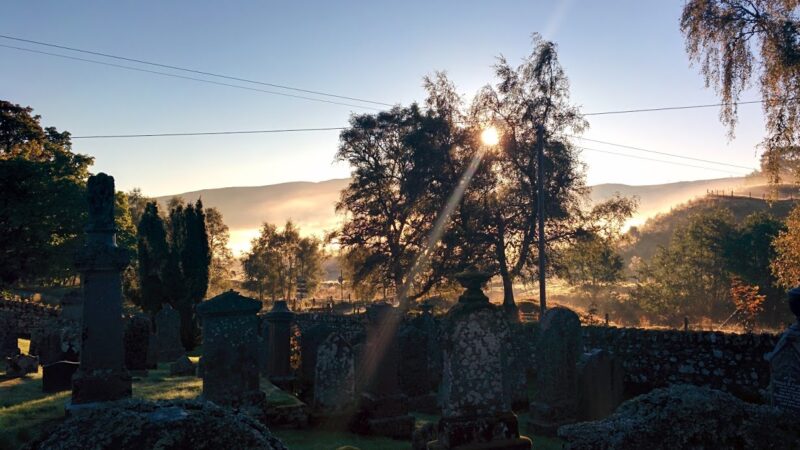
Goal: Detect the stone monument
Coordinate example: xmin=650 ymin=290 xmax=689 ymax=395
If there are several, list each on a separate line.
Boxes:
xmin=124 ymin=314 xmax=152 ymax=374
xmin=266 ymin=300 xmax=295 ymax=389
xmin=576 ymin=348 xmax=625 ymax=421
xmin=530 ymin=306 xmax=582 ymax=435
xmin=428 ymin=269 xmax=532 ymax=450
xmin=354 ymin=302 xmax=414 ymax=439
xmin=313 ymin=332 xmax=355 ymax=420
xmin=70 ymin=173 xmax=131 ymax=405
xmin=155 ymin=304 xmax=185 ymax=363
xmin=765 ymin=287 xmax=800 ymax=413
xmin=196 ymin=290 xmax=263 ymax=406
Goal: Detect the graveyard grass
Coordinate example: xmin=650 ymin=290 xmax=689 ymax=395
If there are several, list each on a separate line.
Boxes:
xmin=1 ymin=339 xmax=563 ymax=450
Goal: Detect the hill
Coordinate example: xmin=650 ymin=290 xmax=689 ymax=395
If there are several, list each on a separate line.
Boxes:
xmin=157 ymin=175 xmax=784 ymax=255
xmin=622 ymin=194 xmax=796 ymax=265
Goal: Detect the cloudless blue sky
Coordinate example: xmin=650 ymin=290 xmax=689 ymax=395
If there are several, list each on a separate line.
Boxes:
xmin=1 ymin=1 xmax=766 ymax=196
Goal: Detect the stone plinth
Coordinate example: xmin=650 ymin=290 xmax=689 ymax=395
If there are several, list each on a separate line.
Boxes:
xmin=155 ymin=304 xmax=185 ymax=363
xmin=530 ymin=306 xmax=582 ymax=435
xmin=71 ymin=173 xmax=132 ymax=405
xmin=196 ymin=290 xmax=263 ymax=406
xmin=765 ymin=287 xmax=800 ymax=412
xmin=429 ymin=270 xmax=531 ymax=450
xmin=266 ymin=300 xmax=295 ymax=389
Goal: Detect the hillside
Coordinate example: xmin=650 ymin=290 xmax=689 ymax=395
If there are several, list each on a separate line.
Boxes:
xmin=157 ymin=175 xmax=781 ymax=255
xmin=622 ymin=194 xmax=797 ymax=265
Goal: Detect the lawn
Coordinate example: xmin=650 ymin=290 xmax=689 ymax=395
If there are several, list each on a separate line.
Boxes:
xmin=1 ymin=339 xmax=563 ymax=450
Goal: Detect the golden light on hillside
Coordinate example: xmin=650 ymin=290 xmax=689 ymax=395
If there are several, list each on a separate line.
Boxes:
xmin=481 ymin=126 xmax=500 ymax=146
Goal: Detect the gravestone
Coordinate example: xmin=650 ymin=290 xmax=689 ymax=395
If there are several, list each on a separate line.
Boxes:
xmin=266 ymin=300 xmax=295 ymax=389
xmin=354 ymin=302 xmax=414 ymax=439
xmin=530 ymin=306 xmax=582 ymax=435
xmin=5 ymin=354 xmax=38 ymax=378
xmin=196 ymin=290 xmax=263 ymax=406
xmin=155 ymin=304 xmax=185 ymax=363
xmin=145 ymin=332 xmax=158 ymax=370
xmin=299 ymin=323 xmax=333 ymax=403
xmin=313 ymin=332 xmax=355 ymax=417
xmin=429 ymin=269 xmax=532 ymax=450
xmin=576 ymin=348 xmax=625 ymax=421
xmin=124 ymin=314 xmax=152 ymax=374
xmin=0 ymin=312 xmax=19 ymax=358
xmin=43 ymin=361 xmax=80 ymax=393
xmin=70 ymin=173 xmax=131 ymax=405
xmin=765 ymin=287 xmax=800 ymax=413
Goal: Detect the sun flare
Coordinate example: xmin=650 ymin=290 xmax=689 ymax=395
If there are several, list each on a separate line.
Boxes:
xmin=480 ymin=126 xmax=500 ymax=146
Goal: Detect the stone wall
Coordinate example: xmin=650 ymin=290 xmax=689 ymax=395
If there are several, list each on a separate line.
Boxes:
xmin=0 ymin=297 xmax=60 ymax=339
xmin=581 ymin=325 xmax=779 ymax=401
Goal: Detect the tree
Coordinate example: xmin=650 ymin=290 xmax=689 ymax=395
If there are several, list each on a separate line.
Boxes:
xmin=205 ymin=207 xmax=235 ymax=296
xmin=681 ymin=0 xmax=800 ymax=177
xmin=334 ymin=103 xmax=462 ymax=307
xmin=136 ymin=202 xmax=170 ymax=316
xmin=242 ymin=220 xmax=323 ymax=301
xmin=730 ymin=277 xmax=767 ymax=333
xmin=556 ymin=232 xmax=624 ymax=304
xmin=0 ymin=100 xmax=93 ymax=286
xmin=772 ymin=203 xmax=800 ymax=288
xmin=467 ymin=35 xmax=589 ymax=312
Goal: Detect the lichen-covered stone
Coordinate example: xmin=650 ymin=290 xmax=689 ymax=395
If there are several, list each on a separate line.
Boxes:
xmin=155 ymin=305 xmax=185 ymax=363
xmin=558 ymin=384 xmax=800 ymax=450
xmin=314 ymin=332 xmax=354 ymax=414
xmin=24 ymin=399 xmax=288 ymax=450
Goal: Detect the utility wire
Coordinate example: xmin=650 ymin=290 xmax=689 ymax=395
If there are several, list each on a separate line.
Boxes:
xmin=0 ymin=44 xmax=381 ymax=111
xmin=72 ymin=127 xmax=345 ymax=139
xmin=577 ymin=146 xmax=751 ymax=176
xmin=0 ymin=34 xmax=394 ymax=107
xmin=569 ymin=135 xmax=754 ymax=170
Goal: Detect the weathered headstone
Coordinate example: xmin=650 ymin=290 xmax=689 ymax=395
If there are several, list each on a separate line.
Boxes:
xmin=530 ymin=306 xmax=582 ymax=435
xmin=429 ymin=270 xmax=532 ymax=450
xmin=43 ymin=361 xmax=80 ymax=393
xmin=576 ymin=348 xmax=625 ymax=421
xmin=70 ymin=173 xmax=131 ymax=405
xmin=354 ymin=302 xmax=414 ymax=439
xmin=313 ymin=332 xmax=355 ymax=416
xmin=765 ymin=287 xmax=800 ymax=412
xmin=299 ymin=323 xmax=333 ymax=402
xmin=155 ymin=304 xmax=185 ymax=363
xmin=124 ymin=314 xmax=152 ymax=374
xmin=266 ymin=300 xmax=295 ymax=389
xmin=196 ymin=290 xmax=263 ymax=406
xmin=5 ymin=354 xmax=38 ymax=378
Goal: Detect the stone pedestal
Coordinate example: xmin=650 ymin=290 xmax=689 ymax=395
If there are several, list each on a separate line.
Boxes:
xmin=354 ymin=302 xmax=414 ymax=439
xmin=196 ymin=290 xmax=263 ymax=406
xmin=765 ymin=287 xmax=800 ymax=413
xmin=266 ymin=300 xmax=295 ymax=389
xmin=429 ymin=270 xmax=531 ymax=450
xmin=529 ymin=306 xmax=582 ymax=436
xmin=71 ymin=173 xmax=131 ymax=405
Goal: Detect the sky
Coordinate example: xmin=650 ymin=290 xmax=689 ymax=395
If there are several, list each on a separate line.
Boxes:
xmin=1 ymin=1 xmax=768 ymax=197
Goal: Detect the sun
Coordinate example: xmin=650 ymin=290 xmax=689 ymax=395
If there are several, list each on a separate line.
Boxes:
xmin=480 ymin=126 xmax=500 ymax=146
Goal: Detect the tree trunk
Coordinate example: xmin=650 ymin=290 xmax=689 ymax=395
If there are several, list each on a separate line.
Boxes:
xmin=496 ymin=227 xmax=518 ymax=321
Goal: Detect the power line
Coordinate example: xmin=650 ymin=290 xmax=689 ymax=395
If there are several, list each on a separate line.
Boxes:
xmin=577 ymin=146 xmax=751 ymax=176
xmin=0 ymin=34 xmax=394 ymax=107
xmin=72 ymin=127 xmax=345 ymax=139
xmin=570 ymin=135 xmax=754 ymax=170
xmin=0 ymin=44 xmax=381 ymax=111
xmin=0 ymin=35 xmax=781 ymax=117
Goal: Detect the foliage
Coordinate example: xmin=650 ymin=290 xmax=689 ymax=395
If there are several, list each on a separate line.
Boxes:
xmin=0 ymin=100 xmax=93 ymax=286
xmin=242 ymin=221 xmax=323 ymax=302
xmin=556 ymin=232 xmax=624 ymax=302
xmin=681 ymin=0 xmax=800 ymax=177
xmin=772 ymin=202 xmax=800 ymax=289
xmin=205 ymin=207 xmax=236 ymax=296
xmin=729 ymin=278 xmax=767 ymax=332
xmin=136 ymin=202 xmax=170 ymax=316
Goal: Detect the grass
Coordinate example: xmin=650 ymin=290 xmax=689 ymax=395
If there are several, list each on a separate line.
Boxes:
xmin=2 ymin=339 xmax=564 ymax=450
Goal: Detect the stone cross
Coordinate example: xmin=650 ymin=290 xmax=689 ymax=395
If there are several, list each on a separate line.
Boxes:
xmin=70 ymin=173 xmax=131 ymax=405
xmin=196 ymin=290 xmax=263 ymax=406
xmin=430 ymin=269 xmax=531 ymax=450
xmin=155 ymin=304 xmax=185 ymax=363
xmin=765 ymin=287 xmax=800 ymax=413
xmin=530 ymin=306 xmax=582 ymax=435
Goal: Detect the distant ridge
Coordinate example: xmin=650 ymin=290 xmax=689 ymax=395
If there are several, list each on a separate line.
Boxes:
xmin=158 ymin=176 xmax=759 ymax=254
